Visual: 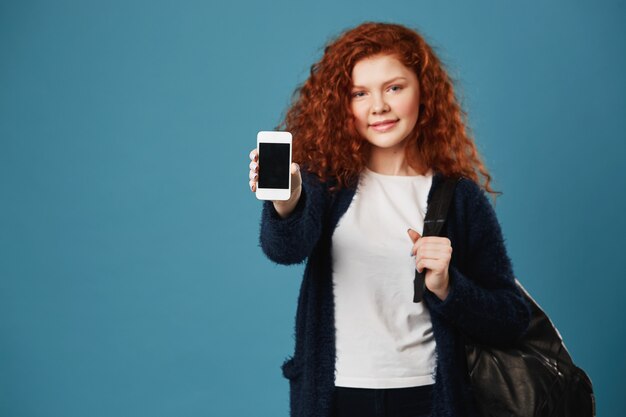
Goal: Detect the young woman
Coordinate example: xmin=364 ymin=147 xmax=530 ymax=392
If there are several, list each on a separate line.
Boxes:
xmin=247 ymin=22 xmax=531 ymax=417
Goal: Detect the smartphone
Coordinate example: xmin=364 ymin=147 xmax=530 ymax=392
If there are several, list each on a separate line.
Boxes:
xmin=256 ymin=131 xmax=292 ymax=201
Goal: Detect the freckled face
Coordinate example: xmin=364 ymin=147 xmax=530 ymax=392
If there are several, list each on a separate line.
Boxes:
xmin=350 ymin=54 xmax=421 ymax=152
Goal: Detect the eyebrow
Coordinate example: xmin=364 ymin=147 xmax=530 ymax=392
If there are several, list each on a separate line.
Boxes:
xmin=351 ymin=77 xmax=408 ymax=89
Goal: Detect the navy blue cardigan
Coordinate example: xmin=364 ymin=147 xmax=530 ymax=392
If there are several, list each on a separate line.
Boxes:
xmin=259 ymin=169 xmax=531 ymax=417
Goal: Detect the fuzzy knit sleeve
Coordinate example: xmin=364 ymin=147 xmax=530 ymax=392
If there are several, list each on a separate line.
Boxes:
xmin=424 ymin=178 xmax=531 ymax=347
xmin=259 ymin=169 xmax=328 ymax=265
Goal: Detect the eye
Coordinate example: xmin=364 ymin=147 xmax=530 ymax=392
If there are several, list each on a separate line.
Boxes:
xmin=388 ymin=85 xmax=403 ymax=92
xmin=351 ymin=91 xmax=366 ymax=98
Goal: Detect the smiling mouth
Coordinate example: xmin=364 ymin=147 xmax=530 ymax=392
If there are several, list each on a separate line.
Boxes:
xmin=369 ymin=119 xmax=399 ymax=131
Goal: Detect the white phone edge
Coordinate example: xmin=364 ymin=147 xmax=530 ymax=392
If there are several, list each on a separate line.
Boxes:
xmin=255 ymin=131 xmax=292 ymax=201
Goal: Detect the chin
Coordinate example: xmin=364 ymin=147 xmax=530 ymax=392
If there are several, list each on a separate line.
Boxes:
xmin=365 ymin=134 xmax=409 ymax=149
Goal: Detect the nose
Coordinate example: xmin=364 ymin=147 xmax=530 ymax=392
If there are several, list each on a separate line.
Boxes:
xmin=372 ymin=94 xmax=390 ymax=114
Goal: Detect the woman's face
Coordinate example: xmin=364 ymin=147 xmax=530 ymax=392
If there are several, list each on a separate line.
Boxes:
xmin=350 ymin=54 xmax=421 ymax=153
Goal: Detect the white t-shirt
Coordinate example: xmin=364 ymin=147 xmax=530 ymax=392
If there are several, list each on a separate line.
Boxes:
xmin=332 ymin=167 xmax=436 ymax=389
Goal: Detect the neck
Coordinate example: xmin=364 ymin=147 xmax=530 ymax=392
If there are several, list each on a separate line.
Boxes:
xmin=367 ymin=145 xmax=427 ymax=176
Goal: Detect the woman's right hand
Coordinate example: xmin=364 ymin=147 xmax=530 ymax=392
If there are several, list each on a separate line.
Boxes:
xmin=249 ymin=148 xmax=303 ymax=218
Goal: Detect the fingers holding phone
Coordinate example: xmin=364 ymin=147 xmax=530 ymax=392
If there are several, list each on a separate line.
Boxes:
xmin=249 ymin=148 xmax=259 ymax=192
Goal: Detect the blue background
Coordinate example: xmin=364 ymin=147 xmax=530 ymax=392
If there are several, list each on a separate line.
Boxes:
xmin=1 ymin=0 xmax=624 ymax=416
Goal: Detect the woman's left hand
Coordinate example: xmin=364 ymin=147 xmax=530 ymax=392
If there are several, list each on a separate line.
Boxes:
xmin=408 ymin=229 xmax=452 ymax=301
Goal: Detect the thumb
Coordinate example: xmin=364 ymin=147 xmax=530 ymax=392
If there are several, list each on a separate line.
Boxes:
xmin=290 ymin=162 xmax=302 ymax=189
xmin=407 ymin=228 xmax=421 ymax=243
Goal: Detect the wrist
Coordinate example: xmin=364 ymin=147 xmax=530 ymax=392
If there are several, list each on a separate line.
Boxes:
xmin=432 ymin=271 xmax=451 ymax=301
xmin=432 ymin=285 xmax=450 ymax=301
xmin=273 ymin=185 xmax=302 ymax=218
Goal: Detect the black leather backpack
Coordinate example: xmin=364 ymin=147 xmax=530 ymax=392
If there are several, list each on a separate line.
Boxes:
xmin=416 ymin=176 xmax=596 ymax=417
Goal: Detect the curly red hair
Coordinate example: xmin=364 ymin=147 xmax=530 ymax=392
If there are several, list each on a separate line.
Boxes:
xmin=277 ymin=22 xmax=501 ymax=199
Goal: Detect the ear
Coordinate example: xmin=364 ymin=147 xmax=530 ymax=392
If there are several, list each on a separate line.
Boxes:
xmin=407 ymin=228 xmax=421 ymax=243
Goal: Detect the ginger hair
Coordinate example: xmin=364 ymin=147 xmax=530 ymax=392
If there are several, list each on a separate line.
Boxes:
xmin=276 ymin=21 xmax=501 ymax=200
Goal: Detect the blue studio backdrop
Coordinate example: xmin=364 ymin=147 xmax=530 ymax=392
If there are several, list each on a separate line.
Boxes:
xmin=1 ymin=1 xmax=624 ymax=416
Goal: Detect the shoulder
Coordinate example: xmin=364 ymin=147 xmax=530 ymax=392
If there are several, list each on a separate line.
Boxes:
xmin=457 ymin=176 xmax=496 ymax=214
xmin=299 ymin=168 xmax=330 ymax=203
xmin=432 ymin=172 xmax=488 ymax=208
xmin=300 ymin=167 xmax=323 ymax=186
xmin=431 ymin=172 xmax=498 ymax=228
xmin=300 ymin=166 xmax=355 ymax=199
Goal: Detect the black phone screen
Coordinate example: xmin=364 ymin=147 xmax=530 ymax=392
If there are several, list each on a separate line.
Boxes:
xmin=258 ymin=143 xmax=290 ymax=189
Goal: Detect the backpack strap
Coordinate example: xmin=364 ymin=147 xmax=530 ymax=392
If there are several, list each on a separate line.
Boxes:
xmin=414 ymin=176 xmax=462 ymax=303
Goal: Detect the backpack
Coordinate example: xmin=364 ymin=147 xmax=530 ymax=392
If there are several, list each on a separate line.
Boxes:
xmin=417 ymin=176 xmax=595 ymax=417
